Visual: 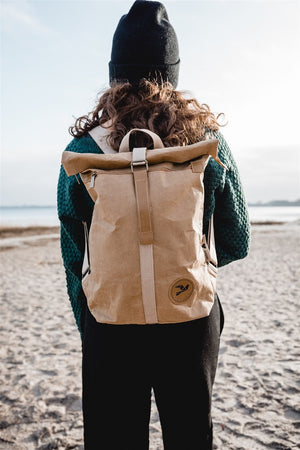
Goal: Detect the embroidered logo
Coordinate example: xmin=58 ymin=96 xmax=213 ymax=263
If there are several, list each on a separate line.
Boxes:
xmin=169 ymin=278 xmax=194 ymax=303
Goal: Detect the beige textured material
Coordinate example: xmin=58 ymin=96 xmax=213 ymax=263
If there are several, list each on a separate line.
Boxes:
xmin=62 ymin=138 xmax=227 ymax=176
xmin=62 ymin=130 xmax=223 ymax=324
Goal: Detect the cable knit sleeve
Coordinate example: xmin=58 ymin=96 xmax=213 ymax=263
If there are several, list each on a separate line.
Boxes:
xmin=57 ymin=135 xmax=100 ymax=335
xmin=203 ymin=131 xmax=251 ymax=267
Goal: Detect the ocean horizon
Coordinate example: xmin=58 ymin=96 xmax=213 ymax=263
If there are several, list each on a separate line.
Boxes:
xmin=1 ymin=205 xmax=300 ymax=227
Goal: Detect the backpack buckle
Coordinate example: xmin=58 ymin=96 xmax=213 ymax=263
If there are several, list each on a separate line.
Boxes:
xmin=131 ymin=147 xmax=148 ymax=172
xmin=131 ymin=160 xmax=149 ymax=172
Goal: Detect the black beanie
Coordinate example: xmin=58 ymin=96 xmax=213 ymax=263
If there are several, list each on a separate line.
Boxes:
xmin=109 ymin=0 xmax=180 ymax=88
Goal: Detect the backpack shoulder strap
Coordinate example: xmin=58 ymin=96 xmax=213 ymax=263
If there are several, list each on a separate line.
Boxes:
xmin=208 ymin=214 xmax=217 ymax=266
xmin=88 ymin=125 xmax=117 ymax=154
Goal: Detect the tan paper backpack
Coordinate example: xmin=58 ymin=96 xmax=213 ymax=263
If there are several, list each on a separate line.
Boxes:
xmin=62 ymin=126 xmax=227 ymax=324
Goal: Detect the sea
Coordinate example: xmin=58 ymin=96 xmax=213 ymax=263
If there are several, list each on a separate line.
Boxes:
xmin=0 ymin=205 xmax=300 ymax=227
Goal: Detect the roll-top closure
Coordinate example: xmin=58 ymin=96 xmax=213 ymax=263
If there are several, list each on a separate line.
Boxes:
xmin=62 ymin=138 xmax=227 ymax=176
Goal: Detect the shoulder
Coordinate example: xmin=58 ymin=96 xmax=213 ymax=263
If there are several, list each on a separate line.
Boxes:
xmin=205 ymin=129 xmax=234 ymax=171
xmin=203 ymin=129 xmax=227 ymax=182
xmin=64 ymin=133 xmax=101 ymax=155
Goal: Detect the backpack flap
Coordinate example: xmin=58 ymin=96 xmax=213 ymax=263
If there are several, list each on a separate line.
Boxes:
xmin=61 ymin=137 xmax=226 ymax=176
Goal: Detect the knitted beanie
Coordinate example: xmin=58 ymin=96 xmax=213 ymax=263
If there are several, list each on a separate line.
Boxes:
xmin=109 ymin=0 xmax=180 ymax=88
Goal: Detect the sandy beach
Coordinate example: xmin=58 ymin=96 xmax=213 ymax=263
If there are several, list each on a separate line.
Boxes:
xmin=0 ymin=223 xmax=299 ymax=449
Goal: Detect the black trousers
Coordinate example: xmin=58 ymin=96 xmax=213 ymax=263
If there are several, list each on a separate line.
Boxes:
xmin=82 ymin=293 xmax=224 ymax=450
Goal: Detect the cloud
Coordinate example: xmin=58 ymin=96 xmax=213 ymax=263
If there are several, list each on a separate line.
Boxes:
xmin=1 ymin=2 xmax=57 ymax=37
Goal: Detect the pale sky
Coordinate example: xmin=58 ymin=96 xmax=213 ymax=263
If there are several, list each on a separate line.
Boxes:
xmin=1 ymin=0 xmax=300 ymax=206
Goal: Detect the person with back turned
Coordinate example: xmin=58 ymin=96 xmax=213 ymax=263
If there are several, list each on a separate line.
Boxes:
xmin=57 ymin=1 xmax=250 ymax=448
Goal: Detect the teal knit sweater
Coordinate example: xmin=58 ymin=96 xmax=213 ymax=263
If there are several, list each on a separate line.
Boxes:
xmin=57 ymin=131 xmax=250 ymax=334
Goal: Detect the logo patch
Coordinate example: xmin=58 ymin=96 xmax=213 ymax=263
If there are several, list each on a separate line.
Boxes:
xmin=169 ymin=278 xmax=194 ymax=303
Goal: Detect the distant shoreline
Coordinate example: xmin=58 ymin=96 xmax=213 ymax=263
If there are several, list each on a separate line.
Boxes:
xmin=0 ymin=205 xmax=57 ymax=209
xmin=1 ymin=202 xmax=300 ymax=209
xmin=248 ymin=201 xmax=300 ymax=207
xmin=0 ymin=221 xmax=296 ymax=240
xmin=1 ymin=204 xmax=299 ymax=232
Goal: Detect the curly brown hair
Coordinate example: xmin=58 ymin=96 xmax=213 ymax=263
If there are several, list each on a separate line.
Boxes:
xmin=69 ymin=79 xmax=224 ymax=149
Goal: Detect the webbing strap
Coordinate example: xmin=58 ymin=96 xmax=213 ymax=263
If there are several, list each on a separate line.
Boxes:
xmin=132 ymin=165 xmax=153 ymax=245
xmin=82 ymin=221 xmax=90 ymax=278
xmin=88 ymin=125 xmax=117 ymax=154
xmin=139 ymin=244 xmax=158 ymax=323
xmin=132 ymin=152 xmax=158 ymax=323
xmin=207 ymin=214 xmax=217 ymax=266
